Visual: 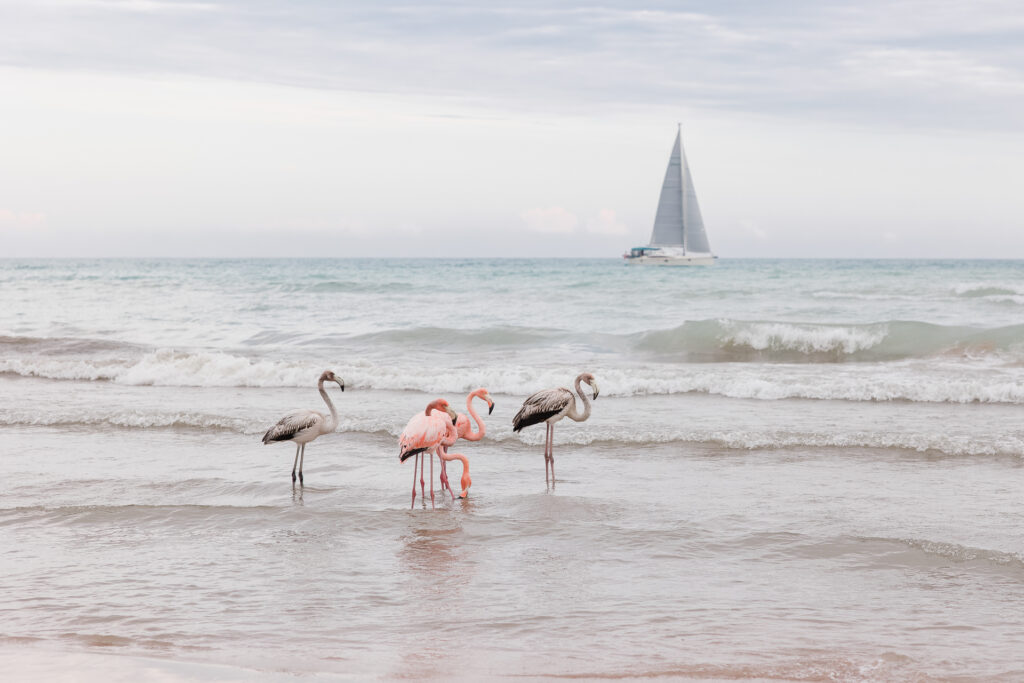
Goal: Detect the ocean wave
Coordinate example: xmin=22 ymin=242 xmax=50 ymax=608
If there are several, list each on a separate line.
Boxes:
xmin=3 ymin=350 xmax=1024 ymax=404
xmin=635 ymin=319 xmax=1024 ymax=362
xmin=5 ymin=319 xmax=1024 ymax=368
xmin=952 ymin=282 xmax=1024 ymax=305
xmin=499 ymin=427 xmax=1024 ymax=457
xmin=0 ymin=409 xmax=249 ymax=433
xmin=2 ymin=405 xmax=1020 ymax=458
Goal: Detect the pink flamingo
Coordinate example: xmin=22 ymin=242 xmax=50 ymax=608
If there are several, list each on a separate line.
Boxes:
xmin=512 ymin=372 xmax=599 ymax=483
xmin=398 ymin=398 xmax=458 ymax=508
xmin=436 ymin=388 xmax=495 ymax=499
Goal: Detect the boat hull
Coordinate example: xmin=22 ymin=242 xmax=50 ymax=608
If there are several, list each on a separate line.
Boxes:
xmin=623 ymin=253 xmax=717 ymax=266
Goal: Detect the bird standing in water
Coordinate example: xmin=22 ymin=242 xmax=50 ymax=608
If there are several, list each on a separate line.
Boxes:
xmin=437 ymin=388 xmax=495 ymax=499
xmin=399 ymin=398 xmax=458 ymax=508
xmin=512 ymin=373 xmax=598 ymax=483
xmin=262 ymin=370 xmax=345 ymax=484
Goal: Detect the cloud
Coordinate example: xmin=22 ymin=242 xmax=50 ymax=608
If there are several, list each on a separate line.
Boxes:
xmin=521 ymin=206 xmax=578 ymax=234
xmin=0 ymin=209 xmax=47 ymax=232
xmin=585 ymin=208 xmax=628 ymax=235
xmin=4 ymin=1 xmax=1024 ymax=130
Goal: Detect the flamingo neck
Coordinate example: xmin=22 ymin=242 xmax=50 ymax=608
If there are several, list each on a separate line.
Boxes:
xmin=567 ymin=374 xmax=592 ymax=423
xmin=319 ymin=379 xmax=338 ymax=432
xmin=463 ymin=392 xmax=486 ymax=441
xmin=443 ymin=451 xmax=471 ymax=497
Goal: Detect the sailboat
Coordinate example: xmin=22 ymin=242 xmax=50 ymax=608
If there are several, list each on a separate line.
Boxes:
xmin=623 ymin=126 xmax=716 ymax=266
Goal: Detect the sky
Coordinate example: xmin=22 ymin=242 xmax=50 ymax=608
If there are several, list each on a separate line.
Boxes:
xmin=2 ymin=0 xmax=1024 ymax=258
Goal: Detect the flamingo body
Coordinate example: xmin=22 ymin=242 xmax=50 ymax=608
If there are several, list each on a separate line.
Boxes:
xmin=399 ymin=409 xmax=455 ymax=462
xmin=512 ymin=387 xmax=576 ymax=431
xmin=262 ymin=409 xmax=329 ymax=445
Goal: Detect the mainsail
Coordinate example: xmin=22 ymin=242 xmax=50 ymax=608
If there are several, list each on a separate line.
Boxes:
xmin=648 ymin=128 xmax=711 ymax=253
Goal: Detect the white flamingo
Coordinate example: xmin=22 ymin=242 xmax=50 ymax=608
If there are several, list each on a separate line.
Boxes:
xmin=512 ymin=372 xmax=599 ymax=483
xmin=262 ymin=369 xmax=345 ymax=483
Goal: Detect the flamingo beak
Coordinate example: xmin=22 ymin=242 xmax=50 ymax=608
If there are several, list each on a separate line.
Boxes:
xmin=336 ymin=379 xmax=345 ymax=392
xmin=446 ymin=405 xmax=458 ymax=424
xmin=591 ymin=380 xmax=600 ymax=399
xmin=487 ymin=399 xmax=495 ymax=415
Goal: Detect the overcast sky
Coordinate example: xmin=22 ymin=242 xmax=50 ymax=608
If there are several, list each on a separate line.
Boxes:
xmin=2 ymin=0 xmax=1024 ymax=257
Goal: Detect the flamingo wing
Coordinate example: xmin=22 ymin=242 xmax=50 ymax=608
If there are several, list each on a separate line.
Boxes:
xmin=262 ymin=409 xmax=323 ymax=444
xmin=399 ymin=412 xmax=449 ymax=462
xmin=512 ymin=387 xmax=573 ymax=432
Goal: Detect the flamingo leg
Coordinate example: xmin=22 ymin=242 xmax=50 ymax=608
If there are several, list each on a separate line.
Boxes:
xmin=291 ymin=443 xmax=301 ymax=482
xmin=419 ymin=451 xmax=426 ymax=499
xmin=439 ymin=451 xmax=455 ymax=501
xmin=298 ymin=443 xmax=306 ymax=484
xmin=429 ymin=449 xmax=435 ymax=508
xmin=549 ymin=425 xmax=555 ymax=483
xmin=544 ymin=423 xmax=552 ymax=483
xmin=411 ymin=454 xmax=419 ymax=508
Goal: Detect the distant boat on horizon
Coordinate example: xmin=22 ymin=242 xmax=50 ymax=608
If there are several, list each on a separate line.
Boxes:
xmin=623 ymin=126 xmax=717 ymax=266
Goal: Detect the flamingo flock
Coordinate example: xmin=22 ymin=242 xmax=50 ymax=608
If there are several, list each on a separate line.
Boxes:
xmin=262 ymin=371 xmax=596 ymax=507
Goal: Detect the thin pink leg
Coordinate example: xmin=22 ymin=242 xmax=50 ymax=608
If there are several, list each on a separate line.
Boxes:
xmin=429 ymin=449 xmax=435 ymax=508
xmin=411 ymin=454 xmax=418 ymax=508
xmin=419 ymin=452 xmax=426 ymax=499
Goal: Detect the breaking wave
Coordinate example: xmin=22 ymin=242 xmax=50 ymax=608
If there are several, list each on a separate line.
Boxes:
xmin=3 ymin=352 xmax=1024 ymax=405
xmin=634 ymin=319 xmax=1024 ymax=361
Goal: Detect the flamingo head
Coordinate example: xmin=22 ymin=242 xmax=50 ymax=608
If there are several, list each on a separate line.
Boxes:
xmin=581 ymin=374 xmax=598 ymax=401
xmin=320 ymin=370 xmax=345 ymax=392
xmin=581 ymin=372 xmax=599 ymax=399
xmin=459 ymin=469 xmax=472 ymax=498
xmin=426 ymin=399 xmax=458 ymax=424
xmin=473 ymin=388 xmax=495 ymax=415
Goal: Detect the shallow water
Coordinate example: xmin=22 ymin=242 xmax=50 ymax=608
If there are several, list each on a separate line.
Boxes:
xmin=1 ymin=258 xmax=1023 ymax=680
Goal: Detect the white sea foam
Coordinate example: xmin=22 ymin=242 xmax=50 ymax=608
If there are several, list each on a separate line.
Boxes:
xmin=0 ymin=408 xmax=249 ymax=433
xmin=4 ymin=351 xmax=1024 ymax=404
xmin=717 ymin=320 xmax=888 ymax=355
xmin=496 ymin=425 xmax=1024 ymax=457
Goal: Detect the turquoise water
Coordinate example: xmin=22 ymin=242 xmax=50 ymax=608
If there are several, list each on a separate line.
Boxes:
xmin=1 ymin=258 xmax=1023 ymax=680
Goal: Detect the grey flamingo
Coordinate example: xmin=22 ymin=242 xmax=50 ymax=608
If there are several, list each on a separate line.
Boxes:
xmin=262 ymin=369 xmax=345 ymax=483
xmin=512 ymin=372 xmax=598 ymax=483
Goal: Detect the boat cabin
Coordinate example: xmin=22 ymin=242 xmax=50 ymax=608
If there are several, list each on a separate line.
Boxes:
xmin=626 ymin=246 xmax=660 ymax=258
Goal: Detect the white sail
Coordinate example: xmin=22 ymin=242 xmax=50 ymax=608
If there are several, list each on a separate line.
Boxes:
xmin=648 ymin=128 xmax=711 ymax=253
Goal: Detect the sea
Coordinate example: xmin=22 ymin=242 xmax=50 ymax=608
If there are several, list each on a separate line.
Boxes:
xmin=1 ymin=257 xmax=1022 ymax=681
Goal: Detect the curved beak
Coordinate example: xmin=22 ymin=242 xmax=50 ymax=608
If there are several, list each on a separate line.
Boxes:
xmin=336 ymin=379 xmax=345 ymax=392
xmin=446 ymin=405 xmax=458 ymax=424
xmin=485 ymin=394 xmax=495 ymax=415
xmin=590 ymin=380 xmax=600 ymax=399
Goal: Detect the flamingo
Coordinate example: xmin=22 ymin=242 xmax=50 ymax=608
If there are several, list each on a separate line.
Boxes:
xmin=262 ymin=369 xmax=345 ymax=484
xmin=512 ymin=372 xmax=599 ymax=483
xmin=398 ymin=398 xmax=458 ymax=508
xmin=436 ymin=388 xmax=495 ymax=499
